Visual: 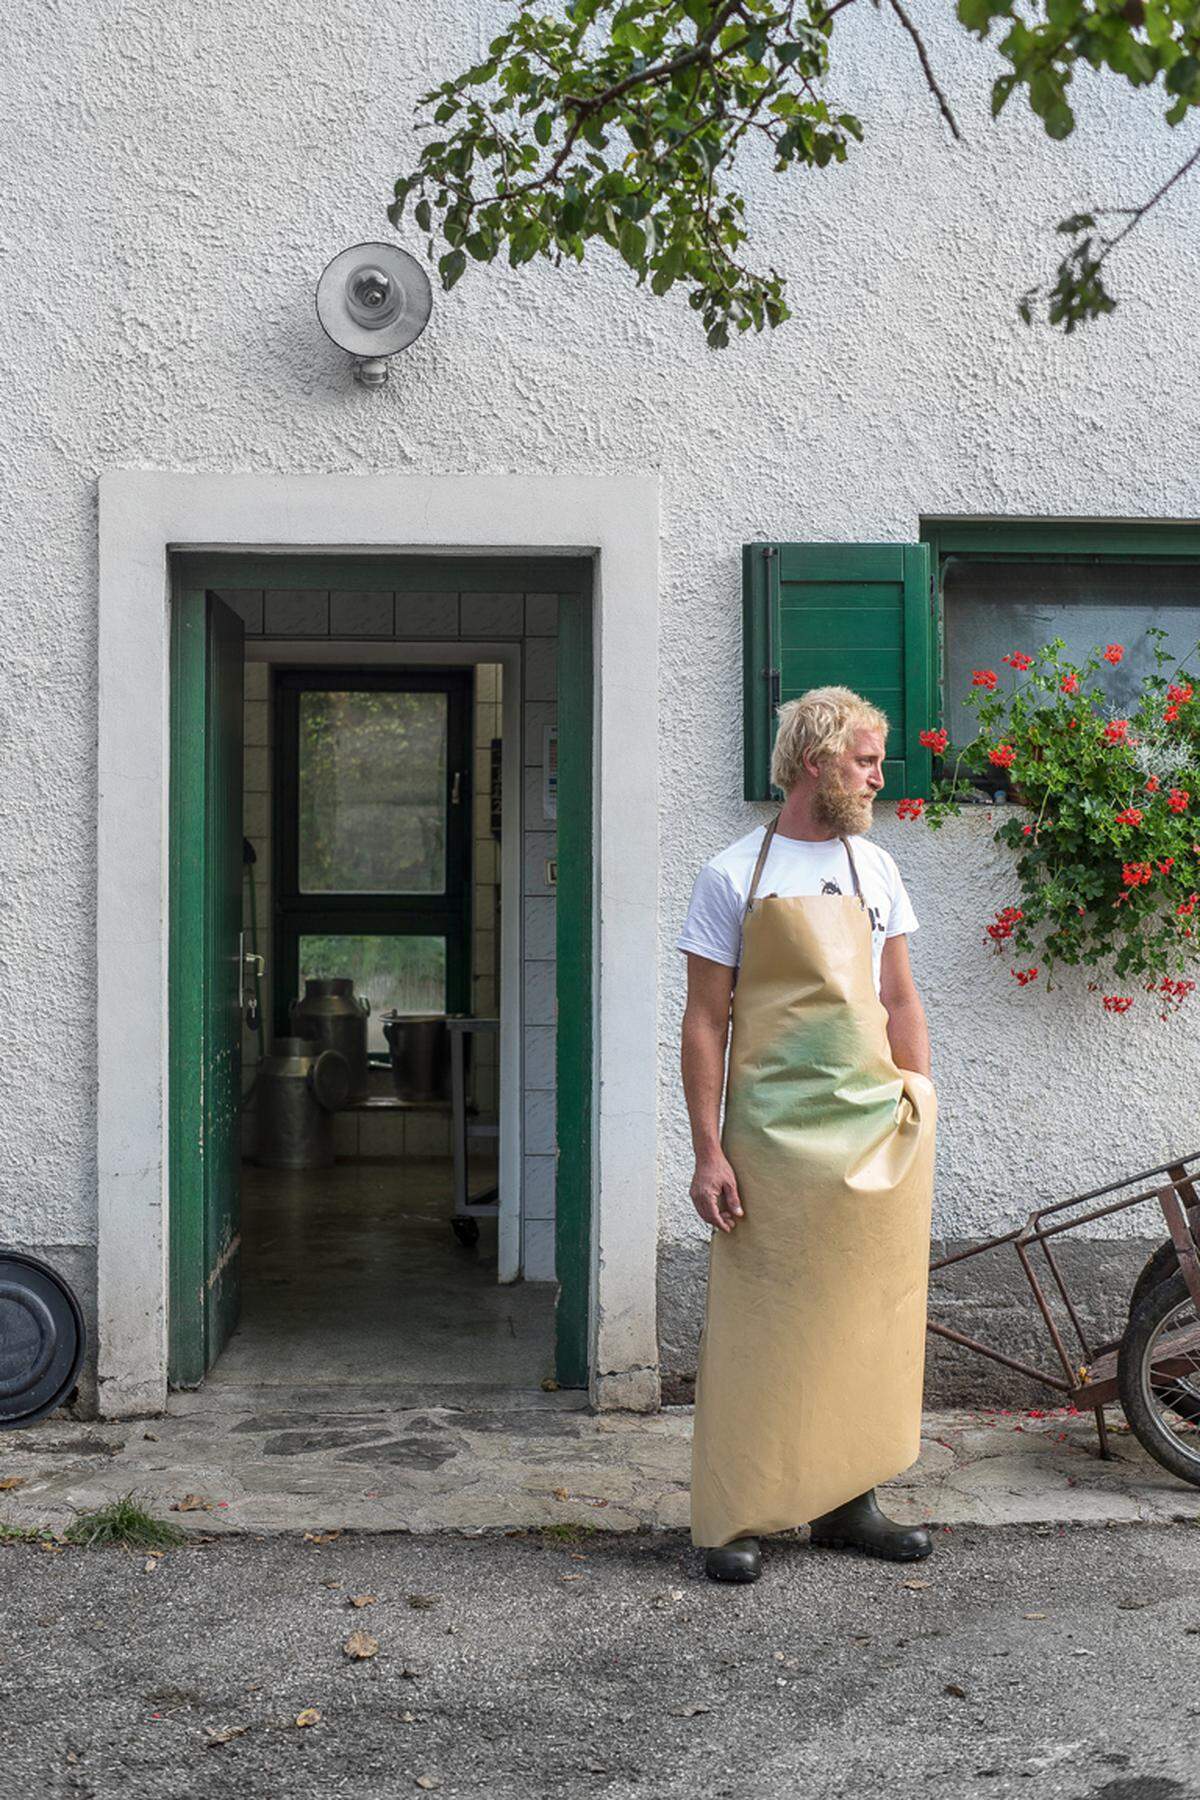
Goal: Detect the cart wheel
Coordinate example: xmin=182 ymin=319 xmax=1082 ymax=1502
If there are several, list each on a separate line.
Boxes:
xmin=1118 ymin=1269 xmax=1200 ymax=1485
xmin=452 ymin=1218 xmax=480 ymax=1248
xmin=1128 ymin=1239 xmax=1183 ymax=1320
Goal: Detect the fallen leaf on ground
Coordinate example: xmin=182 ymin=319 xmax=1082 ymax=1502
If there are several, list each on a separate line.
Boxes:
xmin=560 ymin=1574 xmax=584 ymax=1582
xmin=303 ymin=1530 xmax=341 ymax=1544
xmin=673 ymin=1703 xmax=712 ymax=1717
xmin=1118 ymin=1597 xmax=1152 ymax=1610
xmin=551 ymin=1487 xmax=569 ymax=1500
xmin=204 ymin=1724 xmax=250 ymax=1747
xmin=143 ymin=1557 xmax=161 ymax=1573
xmin=902 ymin=1578 xmax=931 ymax=1591
xmin=541 ymin=1378 xmax=559 ymax=1391
xmin=400 ymin=1666 xmax=424 ymax=1680
xmin=170 ymin=1495 xmax=211 ymax=1513
xmin=0 ymin=1477 xmax=25 ymax=1492
xmin=1023 ymin=1612 xmax=1047 ymax=1621
xmin=400 ymin=1710 xmax=417 ymax=1723
xmin=344 ymin=1630 xmax=379 ymax=1660
xmin=944 ymin=1683 xmax=967 ymax=1699
xmin=349 ymin=1595 xmax=377 ymax=1609
xmin=415 ymin=1777 xmax=441 ymax=1791
xmin=407 ymin=1593 xmax=439 ymax=1609
xmin=295 ymin=1709 xmax=322 ymax=1728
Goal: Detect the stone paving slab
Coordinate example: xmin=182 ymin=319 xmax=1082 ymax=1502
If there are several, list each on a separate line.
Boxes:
xmin=2 ymin=1400 xmax=1198 ymax=1537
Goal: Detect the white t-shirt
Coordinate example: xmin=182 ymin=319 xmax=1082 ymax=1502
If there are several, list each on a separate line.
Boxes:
xmin=676 ymin=826 xmax=919 ymax=997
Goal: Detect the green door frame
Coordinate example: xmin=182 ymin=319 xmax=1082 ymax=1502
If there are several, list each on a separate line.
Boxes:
xmin=167 ymin=552 xmax=595 ymax=1390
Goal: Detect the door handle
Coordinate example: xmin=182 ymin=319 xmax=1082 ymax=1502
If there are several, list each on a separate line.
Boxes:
xmin=451 ymin=770 xmax=463 ymax=806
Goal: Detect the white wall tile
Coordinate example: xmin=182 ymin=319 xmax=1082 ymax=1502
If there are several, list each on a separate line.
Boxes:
xmin=523 ymin=1217 xmax=556 ymax=1282
xmin=358 ymin=1112 xmax=406 ymax=1158
xmin=523 ymin=1088 xmax=556 ymax=1156
xmin=523 ymin=896 xmax=556 ymax=961
xmin=523 ymin=958 xmax=555 ymax=1026
xmin=523 ymin=1153 xmax=556 ymax=1220
xmin=524 ymin=1025 xmax=555 ymax=1091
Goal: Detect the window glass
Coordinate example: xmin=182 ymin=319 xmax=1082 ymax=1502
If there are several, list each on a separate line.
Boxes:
xmin=942 ymin=559 xmax=1200 ymax=747
xmin=299 ymin=934 xmax=446 ymax=1054
xmin=299 ymin=690 xmax=447 ymax=893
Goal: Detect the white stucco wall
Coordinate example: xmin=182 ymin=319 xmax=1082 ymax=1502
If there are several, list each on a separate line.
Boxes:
xmin=3 ymin=3 xmax=1198 ymax=1301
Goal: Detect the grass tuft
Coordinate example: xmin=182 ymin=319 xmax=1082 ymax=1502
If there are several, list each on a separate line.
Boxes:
xmin=62 ymin=1494 xmax=186 ymax=1551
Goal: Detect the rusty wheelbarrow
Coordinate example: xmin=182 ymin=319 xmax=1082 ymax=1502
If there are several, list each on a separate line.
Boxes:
xmin=927 ymin=1150 xmax=1200 ymax=1485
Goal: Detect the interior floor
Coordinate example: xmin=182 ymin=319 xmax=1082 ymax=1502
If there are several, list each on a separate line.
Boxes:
xmin=189 ymin=1157 xmax=556 ymax=1401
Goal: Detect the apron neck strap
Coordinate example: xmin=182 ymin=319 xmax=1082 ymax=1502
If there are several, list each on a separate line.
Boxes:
xmin=839 ymin=833 xmax=865 ymax=902
xmin=745 ymin=816 xmax=866 ymax=910
xmin=745 ymin=817 xmax=780 ymax=912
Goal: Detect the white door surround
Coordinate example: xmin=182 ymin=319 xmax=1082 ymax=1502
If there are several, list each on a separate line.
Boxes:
xmin=96 ymin=471 xmax=661 ymax=1417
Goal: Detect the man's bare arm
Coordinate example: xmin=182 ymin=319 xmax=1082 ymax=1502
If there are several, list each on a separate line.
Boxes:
xmin=879 ymin=934 xmax=931 ymax=1078
xmin=681 ymin=953 xmax=744 ymax=1233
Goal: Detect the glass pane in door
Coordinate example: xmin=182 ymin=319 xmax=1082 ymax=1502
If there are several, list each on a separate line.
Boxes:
xmin=299 ymin=690 xmax=448 ymax=893
xmin=299 ymin=933 xmax=446 ymax=1054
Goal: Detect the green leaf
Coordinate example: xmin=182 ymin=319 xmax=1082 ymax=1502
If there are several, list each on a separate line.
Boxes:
xmin=534 ymin=110 xmax=554 ymax=146
xmin=439 ymin=248 xmax=467 ymax=289
xmin=618 ymin=219 xmax=646 ymax=267
xmin=414 ymin=197 xmax=432 ymax=233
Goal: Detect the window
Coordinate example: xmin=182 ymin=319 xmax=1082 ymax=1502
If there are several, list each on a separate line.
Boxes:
xmin=272 ymin=669 xmax=472 ymax=1042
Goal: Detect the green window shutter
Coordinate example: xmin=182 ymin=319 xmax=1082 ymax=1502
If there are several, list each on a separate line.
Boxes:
xmin=742 ymin=541 xmax=935 ymax=803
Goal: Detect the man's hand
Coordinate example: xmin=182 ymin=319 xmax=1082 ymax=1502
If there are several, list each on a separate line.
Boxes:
xmin=690 ymin=1151 xmax=744 ymax=1233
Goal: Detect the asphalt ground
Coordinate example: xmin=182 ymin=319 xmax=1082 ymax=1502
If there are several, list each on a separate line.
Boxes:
xmin=2 ymin=1522 xmax=1198 ymax=1800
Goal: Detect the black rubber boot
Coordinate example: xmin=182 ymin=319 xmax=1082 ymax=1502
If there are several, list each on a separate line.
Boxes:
xmin=704 ymin=1537 xmax=762 ymax=1583
xmin=807 ymin=1489 xmax=932 ymax=1562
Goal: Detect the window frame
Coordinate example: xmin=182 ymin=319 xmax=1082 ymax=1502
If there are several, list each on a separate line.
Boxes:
xmin=271 ymin=665 xmax=474 ymax=1041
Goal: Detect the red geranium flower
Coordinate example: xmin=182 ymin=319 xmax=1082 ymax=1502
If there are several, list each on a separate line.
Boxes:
xmin=1061 ymin=672 xmax=1080 ymax=695
xmin=1168 ymin=682 xmax=1194 ymax=705
xmin=988 ymin=744 xmax=1016 ymax=768
xmin=1146 ymin=775 xmax=1161 ymax=792
xmin=918 ymin=727 xmax=948 ymax=754
xmin=1114 ymin=807 xmax=1143 ymax=827
xmin=1169 ymin=788 xmax=1190 ymax=813
xmin=1122 ymin=861 xmax=1153 ymax=887
xmin=1003 ymin=652 xmax=1034 ymax=671
xmin=1011 ymin=967 xmax=1039 ymax=986
xmin=896 ymin=797 xmax=924 ymax=821
xmin=1103 ymin=719 xmax=1130 ymax=744
xmin=1102 ymin=995 xmax=1133 ymax=1013
xmin=1103 ymin=644 xmax=1124 ymax=665
xmin=971 ymin=669 xmax=998 ymax=690
xmin=1165 ymin=704 xmax=1181 ymax=723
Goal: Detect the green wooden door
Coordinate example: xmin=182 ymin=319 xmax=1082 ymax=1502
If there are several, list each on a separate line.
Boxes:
xmin=169 ymin=589 xmax=245 ymax=1383
xmin=555 ymin=593 xmax=593 ymax=1388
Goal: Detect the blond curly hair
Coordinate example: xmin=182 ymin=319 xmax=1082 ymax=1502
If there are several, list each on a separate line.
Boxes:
xmin=770 ymin=685 xmax=890 ymax=794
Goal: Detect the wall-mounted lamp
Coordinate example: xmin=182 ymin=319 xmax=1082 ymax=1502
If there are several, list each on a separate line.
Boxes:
xmin=315 ymin=241 xmax=432 ymax=386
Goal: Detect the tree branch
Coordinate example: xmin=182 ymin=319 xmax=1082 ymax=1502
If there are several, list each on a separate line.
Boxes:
xmin=884 ymin=0 xmax=962 ymax=141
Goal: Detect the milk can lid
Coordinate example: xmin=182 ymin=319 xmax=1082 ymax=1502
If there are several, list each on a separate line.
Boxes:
xmin=0 ymin=1252 xmax=86 ymax=1429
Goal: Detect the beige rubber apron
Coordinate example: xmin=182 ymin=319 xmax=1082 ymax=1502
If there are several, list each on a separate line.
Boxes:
xmin=690 ymin=819 xmax=937 ymax=1548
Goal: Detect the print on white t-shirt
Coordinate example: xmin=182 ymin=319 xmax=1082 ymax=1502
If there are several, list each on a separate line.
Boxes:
xmin=676 ymin=825 xmax=919 ymax=998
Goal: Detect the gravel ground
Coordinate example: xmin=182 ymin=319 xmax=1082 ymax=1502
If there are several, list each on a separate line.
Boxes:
xmin=2 ymin=1522 xmax=1199 ymax=1799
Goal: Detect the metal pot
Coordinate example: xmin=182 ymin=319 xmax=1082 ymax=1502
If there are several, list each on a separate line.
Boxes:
xmin=380 ymin=1011 xmax=450 ymax=1102
xmin=289 ymin=978 xmax=370 ymax=1103
xmin=253 ymin=1037 xmax=352 ymax=1169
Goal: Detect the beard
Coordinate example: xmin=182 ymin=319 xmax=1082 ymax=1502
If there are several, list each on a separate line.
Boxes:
xmin=813 ymin=764 xmax=875 ymax=835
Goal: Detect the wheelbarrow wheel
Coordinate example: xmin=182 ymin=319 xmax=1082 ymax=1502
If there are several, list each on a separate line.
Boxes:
xmin=1128 ymin=1239 xmax=1182 ymax=1321
xmin=1118 ymin=1269 xmax=1200 ymax=1485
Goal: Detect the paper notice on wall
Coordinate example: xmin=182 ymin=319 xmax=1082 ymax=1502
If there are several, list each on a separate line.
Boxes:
xmin=543 ymin=726 xmax=558 ymax=821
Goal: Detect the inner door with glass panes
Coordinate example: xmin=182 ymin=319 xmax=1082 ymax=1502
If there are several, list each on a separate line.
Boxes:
xmin=272 ymin=669 xmax=472 ymax=1047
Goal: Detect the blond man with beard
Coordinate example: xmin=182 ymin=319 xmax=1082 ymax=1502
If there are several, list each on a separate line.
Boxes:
xmin=678 ymin=686 xmax=937 ymax=1583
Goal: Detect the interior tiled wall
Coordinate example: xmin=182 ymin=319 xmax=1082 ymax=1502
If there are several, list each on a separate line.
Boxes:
xmin=230 ymin=589 xmax=561 ymax=1280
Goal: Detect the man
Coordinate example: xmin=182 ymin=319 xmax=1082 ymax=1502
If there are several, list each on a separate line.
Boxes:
xmin=678 ymin=685 xmax=938 ymax=1583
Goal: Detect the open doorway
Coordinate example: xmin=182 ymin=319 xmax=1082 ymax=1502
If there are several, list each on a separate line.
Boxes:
xmin=167 ymin=557 xmax=592 ymax=1403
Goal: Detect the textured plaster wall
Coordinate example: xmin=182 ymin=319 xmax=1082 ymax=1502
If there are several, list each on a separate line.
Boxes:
xmin=3 ymin=2 xmax=1198 ymax=1302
